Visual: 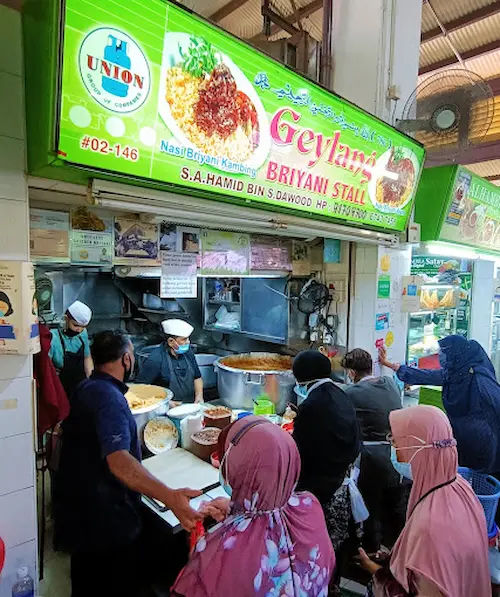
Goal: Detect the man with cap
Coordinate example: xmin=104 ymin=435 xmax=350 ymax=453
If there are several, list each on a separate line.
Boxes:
xmin=49 ymin=300 xmax=93 ymax=398
xmin=136 ymin=318 xmax=204 ymax=403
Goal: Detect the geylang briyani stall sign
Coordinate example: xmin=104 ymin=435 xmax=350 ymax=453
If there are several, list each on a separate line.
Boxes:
xmin=58 ymin=0 xmax=425 ymax=232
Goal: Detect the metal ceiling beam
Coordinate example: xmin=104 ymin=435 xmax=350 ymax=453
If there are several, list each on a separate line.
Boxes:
xmin=419 ymin=39 xmax=500 ymax=75
xmin=261 ymin=3 xmax=300 ymax=37
xmin=422 ymin=1 xmax=500 ymax=43
xmin=431 ymin=141 xmax=500 ymax=166
xmin=210 ymin=0 xmax=249 ymax=22
xmin=252 ymin=0 xmax=322 ymax=40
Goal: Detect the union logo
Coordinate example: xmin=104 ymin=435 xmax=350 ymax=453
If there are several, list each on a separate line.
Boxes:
xmin=78 ymin=27 xmax=150 ymax=113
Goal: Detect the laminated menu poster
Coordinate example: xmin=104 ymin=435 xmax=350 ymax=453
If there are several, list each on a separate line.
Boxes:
xmin=30 ymin=209 xmax=70 ymax=262
xmin=114 ymin=217 xmax=159 ymax=265
xmin=71 ymin=207 xmax=113 ymax=265
xmin=160 ymin=251 xmax=197 ymax=298
xmin=0 ymin=261 xmax=40 ymax=355
xmin=250 ymin=235 xmax=291 ymax=271
xmin=200 ymin=230 xmax=250 ymax=275
xmin=159 ymin=222 xmax=178 ymax=252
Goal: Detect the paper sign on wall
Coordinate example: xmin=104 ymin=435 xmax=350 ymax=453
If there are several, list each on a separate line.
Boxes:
xmin=402 ymin=275 xmax=424 ymax=312
xmin=30 ymin=209 xmax=70 ymax=262
xmin=71 ymin=207 xmax=113 ymax=265
xmin=161 ymin=252 xmax=197 ymax=298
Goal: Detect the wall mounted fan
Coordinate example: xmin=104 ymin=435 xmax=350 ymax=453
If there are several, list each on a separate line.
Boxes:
xmin=397 ymin=69 xmax=494 ymax=165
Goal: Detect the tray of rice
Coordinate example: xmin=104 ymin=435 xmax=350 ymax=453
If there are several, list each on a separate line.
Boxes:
xmin=144 ymin=417 xmax=179 ymax=454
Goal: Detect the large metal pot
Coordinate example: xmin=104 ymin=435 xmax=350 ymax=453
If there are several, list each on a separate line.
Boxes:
xmin=215 ymin=353 xmax=295 ymax=415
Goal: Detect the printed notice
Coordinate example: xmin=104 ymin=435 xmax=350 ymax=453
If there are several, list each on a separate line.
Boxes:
xmin=161 ymin=251 xmax=197 ymax=298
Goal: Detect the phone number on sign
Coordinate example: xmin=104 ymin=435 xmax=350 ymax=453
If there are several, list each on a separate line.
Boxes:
xmin=79 ymin=136 xmax=139 ymax=161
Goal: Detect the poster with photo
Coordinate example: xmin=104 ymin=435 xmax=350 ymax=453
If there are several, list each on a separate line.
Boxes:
xmin=159 ymin=222 xmax=178 ymax=252
xmin=71 ymin=207 xmax=113 ymax=265
xmin=114 ymin=217 xmax=159 ymax=265
xmin=201 ymin=230 xmax=250 ymax=275
xmin=177 ymin=227 xmax=200 ymax=254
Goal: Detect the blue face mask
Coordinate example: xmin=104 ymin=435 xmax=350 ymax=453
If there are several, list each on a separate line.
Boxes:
xmin=295 ymin=383 xmax=308 ymax=405
xmin=176 ymin=342 xmax=190 ymax=355
xmin=0 ymin=310 xmax=5 ymax=317
xmin=390 ymin=446 xmax=413 ymax=480
xmin=218 ymin=468 xmax=232 ymax=497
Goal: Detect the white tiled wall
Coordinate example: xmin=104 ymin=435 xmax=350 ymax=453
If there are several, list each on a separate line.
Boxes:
xmin=470 ymin=259 xmax=495 ymax=353
xmin=0 ymin=4 xmax=37 ymax=594
xmin=350 ymin=244 xmax=411 ymax=365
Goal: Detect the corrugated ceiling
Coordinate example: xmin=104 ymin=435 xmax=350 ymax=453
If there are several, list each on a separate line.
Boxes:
xmin=190 ymin=0 xmax=499 ymax=178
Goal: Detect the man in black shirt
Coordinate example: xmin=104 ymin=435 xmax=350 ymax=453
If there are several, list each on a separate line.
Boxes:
xmin=55 ymin=330 xmax=203 ymax=597
xmin=341 ymin=348 xmax=409 ymax=552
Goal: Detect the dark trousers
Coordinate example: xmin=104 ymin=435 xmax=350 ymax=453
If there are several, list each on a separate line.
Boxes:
xmin=71 ymin=540 xmax=144 ymax=597
xmin=357 ymin=449 xmax=410 ymax=552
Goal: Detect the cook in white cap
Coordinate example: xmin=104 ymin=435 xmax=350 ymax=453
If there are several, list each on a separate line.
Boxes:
xmin=135 ymin=318 xmax=203 ymax=403
xmin=49 ymin=300 xmax=94 ymax=398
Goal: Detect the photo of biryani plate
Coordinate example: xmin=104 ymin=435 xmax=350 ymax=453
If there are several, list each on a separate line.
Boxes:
xmin=158 ymin=32 xmax=271 ymax=169
xmin=368 ymin=147 xmax=419 ymax=214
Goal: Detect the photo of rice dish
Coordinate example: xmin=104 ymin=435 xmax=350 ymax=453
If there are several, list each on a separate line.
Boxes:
xmin=160 ymin=34 xmax=268 ymax=165
xmin=375 ymin=147 xmax=416 ymax=209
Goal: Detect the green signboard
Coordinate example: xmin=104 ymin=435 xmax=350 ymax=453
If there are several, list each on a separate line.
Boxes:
xmin=415 ymin=165 xmax=500 ymax=253
xmin=441 ymin=167 xmax=500 ymax=251
xmin=56 ymin=0 xmax=424 ymax=232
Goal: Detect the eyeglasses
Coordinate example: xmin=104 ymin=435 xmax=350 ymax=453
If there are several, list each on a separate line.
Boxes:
xmin=386 ymin=433 xmax=457 ymax=451
xmin=386 ymin=433 xmax=427 ymax=451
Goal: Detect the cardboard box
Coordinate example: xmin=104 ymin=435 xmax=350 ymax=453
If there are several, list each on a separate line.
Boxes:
xmin=0 ymin=261 xmax=40 ymax=355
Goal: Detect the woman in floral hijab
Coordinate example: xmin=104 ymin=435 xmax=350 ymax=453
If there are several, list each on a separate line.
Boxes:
xmin=171 ymin=416 xmax=335 ymax=596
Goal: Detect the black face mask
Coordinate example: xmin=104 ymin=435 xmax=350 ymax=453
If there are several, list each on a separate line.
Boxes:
xmin=122 ymin=355 xmax=133 ymax=383
xmin=65 ymin=328 xmax=81 ymax=338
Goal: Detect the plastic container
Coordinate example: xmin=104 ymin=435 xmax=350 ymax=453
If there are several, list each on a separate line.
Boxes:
xmin=203 ymin=406 xmax=232 ymax=430
xmin=459 ymin=467 xmax=500 ymax=535
xmin=190 ymin=427 xmax=221 ymax=462
xmin=12 ymin=567 xmax=34 ymax=597
xmin=253 ymin=395 xmax=275 ymax=416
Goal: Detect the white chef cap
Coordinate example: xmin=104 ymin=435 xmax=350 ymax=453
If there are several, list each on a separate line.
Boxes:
xmin=66 ymin=301 xmax=92 ymax=326
xmin=161 ymin=319 xmax=194 ymax=338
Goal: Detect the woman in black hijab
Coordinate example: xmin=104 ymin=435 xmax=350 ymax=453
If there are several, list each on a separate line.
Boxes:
xmin=293 ymin=351 xmax=360 ymax=594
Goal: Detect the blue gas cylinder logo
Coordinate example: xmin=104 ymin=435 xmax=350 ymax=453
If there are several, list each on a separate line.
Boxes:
xmin=78 ymin=27 xmax=150 ymax=113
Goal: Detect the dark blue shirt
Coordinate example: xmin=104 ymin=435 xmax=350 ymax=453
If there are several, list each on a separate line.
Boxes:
xmin=54 ymin=372 xmax=142 ymax=551
xmin=136 ymin=343 xmax=201 ymax=388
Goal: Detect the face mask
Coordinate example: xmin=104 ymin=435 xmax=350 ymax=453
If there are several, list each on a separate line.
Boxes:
xmin=122 ymin=355 xmax=133 ymax=383
xmin=176 ymin=342 xmax=190 ymax=355
xmin=219 ymin=446 xmax=233 ymax=497
xmin=295 ymin=383 xmax=308 ymax=405
xmin=391 ymin=446 xmax=413 ymax=480
xmin=65 ymin=328 xmax=80 ymax=338
xmin=218 ymin=468 xmax=232 ymax=497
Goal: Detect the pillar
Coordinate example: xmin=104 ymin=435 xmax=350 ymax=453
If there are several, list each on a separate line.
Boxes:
xmin=0 ymin=4 xmax=37 ymax=593
xmin=331 ymin=0 xmax=422 ymax=364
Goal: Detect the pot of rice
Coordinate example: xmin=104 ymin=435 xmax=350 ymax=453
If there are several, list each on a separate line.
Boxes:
xmin=125 ymin=384 xmax=173 ymax=442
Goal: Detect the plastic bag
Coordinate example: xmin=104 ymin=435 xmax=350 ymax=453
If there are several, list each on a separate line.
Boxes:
xmin=344 ymin=467 xmax=369 ymax=523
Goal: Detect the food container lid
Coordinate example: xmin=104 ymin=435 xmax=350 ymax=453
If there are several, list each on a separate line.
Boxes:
xmin=168 ymin=403 xmax=201 ymax=419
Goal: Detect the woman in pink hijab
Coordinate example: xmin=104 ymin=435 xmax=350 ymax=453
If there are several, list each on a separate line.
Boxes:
xmin=171 ymin=416 xmax=335 ymax=597
xmin=359 ymin=405 xmax=490 ymax=597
